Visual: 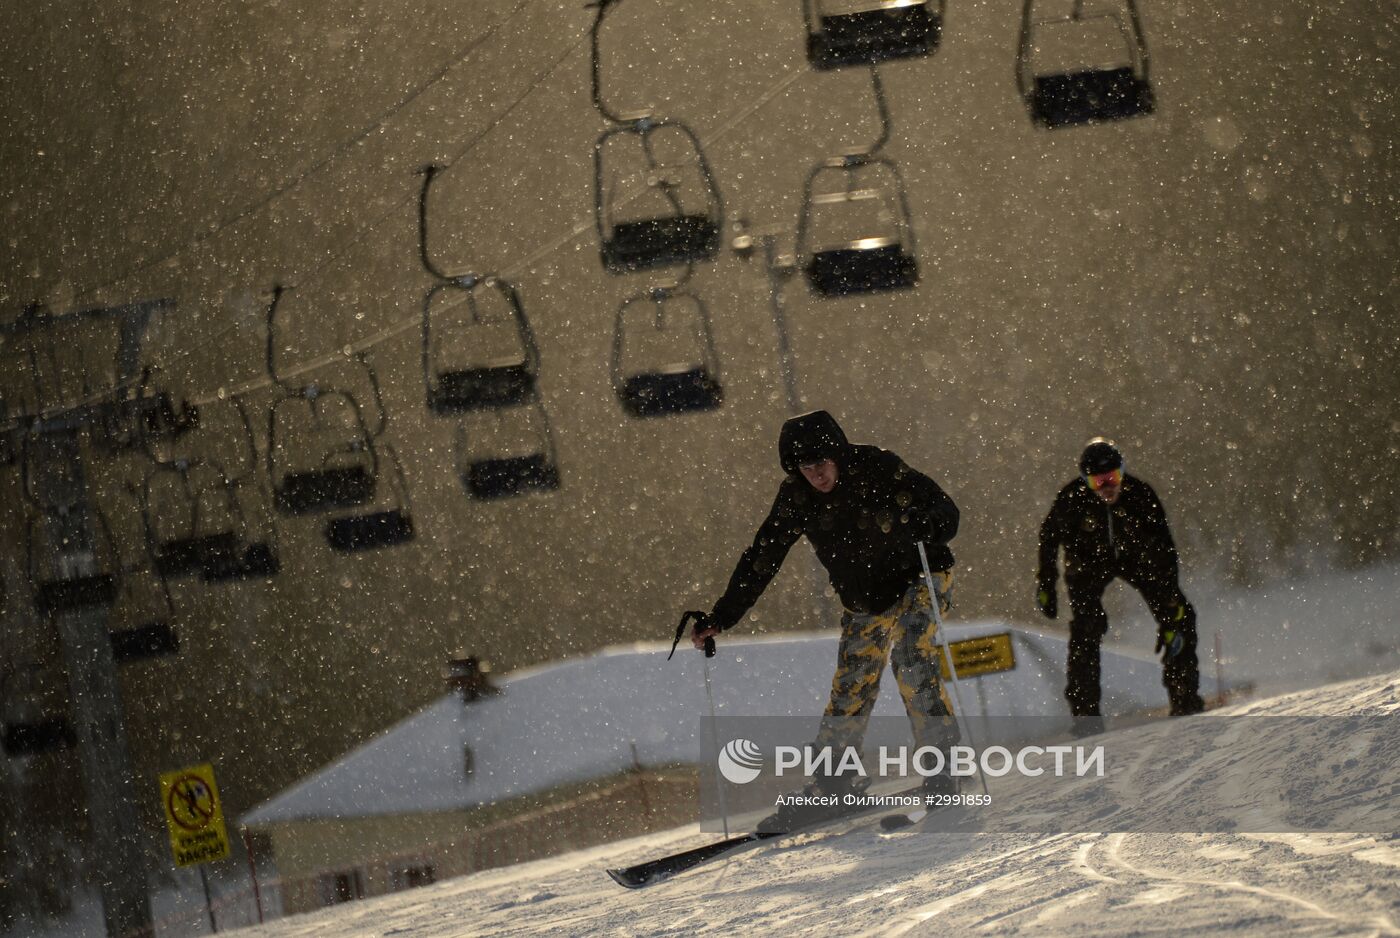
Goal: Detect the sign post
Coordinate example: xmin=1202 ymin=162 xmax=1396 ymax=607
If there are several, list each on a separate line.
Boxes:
xmin=160 ymin=763 xmax=231 ymax=932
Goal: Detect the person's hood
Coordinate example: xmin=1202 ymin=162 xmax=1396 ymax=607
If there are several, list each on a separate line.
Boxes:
xmin=778 ymin=410 xmax=850 ymax=473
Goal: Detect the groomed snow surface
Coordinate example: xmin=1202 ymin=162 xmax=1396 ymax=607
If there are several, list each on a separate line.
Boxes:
xmin=235 ymin=669 xmax=1400 ymax=938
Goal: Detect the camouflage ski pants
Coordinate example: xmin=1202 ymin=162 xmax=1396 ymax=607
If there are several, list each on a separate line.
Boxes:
xmin=813 ymin=575 xmax=959 ymax=764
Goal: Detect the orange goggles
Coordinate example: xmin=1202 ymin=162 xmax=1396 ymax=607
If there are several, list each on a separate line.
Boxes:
xmin=1085 ymin=468 xmax=1123 ymax=491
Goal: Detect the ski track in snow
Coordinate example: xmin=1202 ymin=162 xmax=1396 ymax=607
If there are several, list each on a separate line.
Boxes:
xmin=235 ymin=673 xmax=1400 ymax=938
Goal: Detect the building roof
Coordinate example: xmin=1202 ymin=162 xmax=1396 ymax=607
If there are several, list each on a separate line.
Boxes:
xmin=243 ymin=621 xmax=1185 ymax=825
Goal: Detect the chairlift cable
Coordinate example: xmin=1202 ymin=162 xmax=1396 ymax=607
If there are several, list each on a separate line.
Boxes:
xmin=103 ymin=25 xmax=593 ymax=417
xmin=54 ymin=0 xmax=553 ymax=309
xmin=9 ymin=17 xmax=816 ymax=422
xmin=211 ymin=34 xmax=801 ymax=401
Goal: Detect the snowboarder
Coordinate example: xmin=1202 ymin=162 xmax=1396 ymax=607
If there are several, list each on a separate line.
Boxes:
xmin=687 ymin=411 xmax=961 ymax=829
xmin=1036 ymin=438 xmax=1205 ymax=725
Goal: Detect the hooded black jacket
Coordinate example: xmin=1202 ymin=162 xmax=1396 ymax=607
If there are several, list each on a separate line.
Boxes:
xmin=1037 ymin=473 xmax=1179 ymax=585
xmin=710 ymin=444 xmax=958 ymax=629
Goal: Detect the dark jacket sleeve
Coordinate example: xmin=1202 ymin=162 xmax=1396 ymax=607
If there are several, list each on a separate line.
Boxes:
xmin=1038 ymin=487 xmax=1068 ymax=585
xmin=1138 ymin=482 xmax=1180 ymax=573
xmin=709 ymin=485 xmax=805 ymax=632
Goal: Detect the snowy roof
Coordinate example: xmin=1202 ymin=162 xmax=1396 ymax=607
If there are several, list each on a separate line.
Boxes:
xmin=242 ymin=621 xmax=1188 ymax=825
xmin=244 ymin=560 xmax=1400 ymax=827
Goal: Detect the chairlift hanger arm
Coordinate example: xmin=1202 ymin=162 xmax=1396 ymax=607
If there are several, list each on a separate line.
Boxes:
xmin=868 ymin=66 xmax=892 ymax=157
xmin=230 ymin=396 xmax=262 ymax=485
xmin=1016 ymin=0 xmax=1037 ymax=99
xmin=263 ymin=284 xmax=296 ymax=392
xmin=18 ymin=434 xmax=82 ymax=515
xmin=1124 ymin=0 xmax=1151 ymax=78
xmin=356 ymin=351 xmax=391 ymax=441
xmin=588 ymin=0 xmax=636 ymax=126
xmin=416 ymin=164 xmax=481 ymax=286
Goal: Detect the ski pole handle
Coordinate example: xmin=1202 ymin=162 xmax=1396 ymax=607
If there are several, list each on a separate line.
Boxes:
xmin=669 ymin=610 xmax=716 ymax=660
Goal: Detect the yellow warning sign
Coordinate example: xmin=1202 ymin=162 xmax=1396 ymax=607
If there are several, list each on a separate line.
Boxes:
xmin=159 ymin=763 xmax=230 ymax=867
xmin=938 ymin=632 xmax=1016 ymax=680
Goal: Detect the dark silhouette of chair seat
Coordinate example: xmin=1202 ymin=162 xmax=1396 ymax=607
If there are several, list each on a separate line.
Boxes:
xmin=1030 ymin=66 xmax=1153 ymax=127
xmin=602 ymin=215 xmax=720 ymax=273
xmin=620 ymin=367 xmax=723 ymax=417
xmin=274 ymin=465 xmax=376 ymax=515
xmin=155 ymin=531 xmax=241 ymax=578
xmin=34 ymin=573 xmax=118 ymax=615
xmin=429 ymin=363 xmax=535 ymax=413
xmin=464 ymin=455 xmax=561 ymax=500
xmin=806 ymin=242 xmax=919 ymax=296
xmin=324 ymin=509 xmax=416 ymax=552
xmin=110 ymin=621 xmax=180 ymax=663
xmin=809 ymin=4 xmax=939 ymax=69
xmin=2 ymin=718 xmax=75 ymax=757
xmin=201 ymin=541 xmax=281 ymax=581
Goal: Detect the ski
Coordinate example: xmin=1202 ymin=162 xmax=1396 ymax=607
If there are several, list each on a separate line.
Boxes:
xmin=878 ymin=807 xmax=927 ymax=831
xmin=606 ymin=786 xmax=927 ymax=888
xmin=606 ymin=831 xmax=784 ymax=888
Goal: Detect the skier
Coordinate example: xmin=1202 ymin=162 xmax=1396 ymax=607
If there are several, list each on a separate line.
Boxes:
xmin=1036 ymin=438 xmax=1205 ymax=729
xmin=687 ymin=411 xmax=961 ymax=830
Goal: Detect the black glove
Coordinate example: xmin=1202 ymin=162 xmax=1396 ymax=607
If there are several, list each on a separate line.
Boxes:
xmin=669 ymin=610 xmax=716 ymax=659
xmin=1036 ymin=582 xmax=1058 ymax=620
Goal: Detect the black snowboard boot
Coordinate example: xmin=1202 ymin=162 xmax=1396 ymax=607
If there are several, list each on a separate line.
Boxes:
xmin=920 ymin=769 xmax=960 ymax=801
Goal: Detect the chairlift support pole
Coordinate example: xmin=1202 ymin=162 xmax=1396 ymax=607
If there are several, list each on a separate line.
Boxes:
xmin=2 ymin=300 xmax=169 ymax=938
xmin=29 ymin=427 xmax=154 ymax=938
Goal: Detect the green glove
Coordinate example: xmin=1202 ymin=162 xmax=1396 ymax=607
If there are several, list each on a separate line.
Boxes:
xmin=1155 ymin=604 xmax=1187 ymax=659
xmin=1036 ymin=585 xmax=1057 ymax=620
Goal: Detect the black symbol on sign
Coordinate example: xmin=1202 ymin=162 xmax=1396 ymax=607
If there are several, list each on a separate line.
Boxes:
xmin=168 ymin=775 xmax=216 ymax=831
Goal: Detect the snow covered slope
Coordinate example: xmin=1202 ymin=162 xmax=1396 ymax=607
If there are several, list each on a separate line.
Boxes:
xmin=234 ymin=670 xmax=1400 ymax=938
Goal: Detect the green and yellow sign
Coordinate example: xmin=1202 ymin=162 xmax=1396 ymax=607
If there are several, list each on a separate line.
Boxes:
xmin=159 ymin=762 xmax=230 ymax=867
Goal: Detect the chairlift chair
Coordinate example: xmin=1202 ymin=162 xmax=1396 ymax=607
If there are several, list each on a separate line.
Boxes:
xmin=144 ymin=459 xmax=246 ymax=578
xmin=0 ymin=663 xmax=73 ymax=757
xmin=19 ymin=433 xmax=119 ymax=613
xmin=589 ymin=1 xmax=723 ymax=272
xmin=2 ymin=717 xmax=76 ymax=757
xmin=612 ymin=287 xmax=723 ymax=417
xmin=196 ymin=397 xmax=282 ymax=580
xmin=423 ymin=278 xmax=540 ymax=413
xmin=107 ymin=559 xmax=179 ymax=665
xmin=143 ymin=455 xmax=280 ymax=582
xmin=805 ymin=0 xmax=943 ymax=70
xmin=416 ymin=166 xmax=543 ymax=414
xmin=1018 ymin=0 xmax=1154 ymax=128
xmin=93 ymin=371 xmax=199 ymax=454
xmin=26 ymin=510 xmax=120 ymax=615
xmin=269 ymin=386 xmax=379 ymax=515
xmin=263 ymin=286 xmax=380 ymax=517
xmin=262 ymin=285 xmax=415 ymax=551
xmin=322 ymin=442 xmax=416 ymax=552
xmin=797 ymin=154 xmax=920 ymax=296
xmin=456 ymin=402 xmax=561 ymax=500
xmin=595 ymin=119 xmax=723 ymax=273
